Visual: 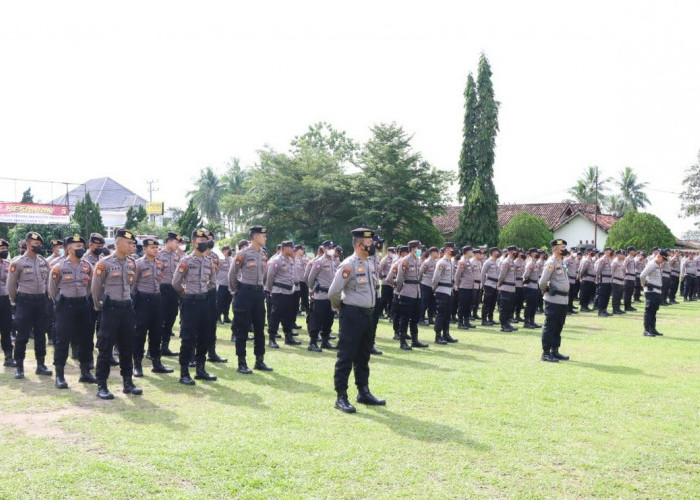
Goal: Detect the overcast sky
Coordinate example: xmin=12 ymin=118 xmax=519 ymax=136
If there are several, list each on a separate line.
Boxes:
xmin=1 ymin=1 xmax=698 ymax=236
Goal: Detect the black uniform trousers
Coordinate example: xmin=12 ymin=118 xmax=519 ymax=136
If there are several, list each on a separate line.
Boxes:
xmin=13 ymin=293 xmax=48 ymax=363
xmin=307 ymin=298 xmax=334 ymax=342
xmin=216 ymin=285 xmax=232 ymax=321
xmin=333 ymin=304 xmax=373 ymax=393
xmin=207 ymin=288 xmax=218 ymax=354
xmin=524 ymin=287 xmax=538 ymax=323
xmin=53 ymin=297 xmax=92 ymax=366
xmin=624 ymin=279 xmax=635 ymax=309
xmin=0 ymin=295 xmax=13 ymax=355
xmin=567 ymin=281 xmax=578 ymax=311
xmin=457 ymin=288 xmax=473 ymax=323
xmin=499 ymin=290 xmax=514 ymax=326
xmin=669 ymin=275 xmax=679 ymax=301
xmin=634 ymin=277 xmax=642 ymax=301
xmin=95 ymin=301 xmax=135 ymax=381
xmin=541 ymin=301 xmax=567 ymax=351
xmin=269 ymin=293 xmax=295 ymax=338
xmin=397 ymin=296 xmax=420 ymax=339
xmin=86 ymin=295 xmax=99 ymax=362
xmin=683 ymin=275 xmax=696 ymax=299
xmin=611 ymin=283 xmax=624 ymax=312
xmin=178 ymin=295 xmax=209 ymax=366
xmin=380 ymin=284 xmax=394 ymax=316
xmin=482 ymin=285 xmax=497 ymax=322
xmin=643 ymin=292 xmax=661 ymax=332
xmin=514 ymin=286 xmax=524 ymax=318
xmin=419 ymin=284 xmax=435 ymax=321
xmin=579 ymin=281 xmax=595 ymax=309
xmin=661 ymin=276 xmax=670 ymax=303
xmin=160 ymin=284 xmax=180 ymax=348
xmin=597 ymin=283 xmax=612 ymax=312
xmin=471 ymin=288 xmax=482 ymax=317
xmin=133 ymin=292 xmax=163 ymax=362
xmin=233 ymin=285 xmax=266 ymax=357
xmin=433 ymin=291 xmax=452 ymax=336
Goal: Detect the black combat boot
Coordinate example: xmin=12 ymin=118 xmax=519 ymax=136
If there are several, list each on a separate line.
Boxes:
xmin=334 ymin=392 xmax=356 ymax=413
xmin=237 ymin=356 xmax=252 ymax=374
xmin=151 ymin=357 xmax=174 ymax=373
xmin=78 ymin=363 xmax=98 ymax=384
xmin=54 ymin=365 xmax=68 ymax=389
xmin=160 ymin=341 xmax=178 ymax=356
xmin=3 ymin=350 xmax=16 ymax=367
xmin=443 ymin=332 xmax=458 ymax=343
xmin=207 ymin=350 xmax=228 ymax=363
xmin=123 ymin=377 xmax=143 ymax=395
xmin=194 ymin=362 xmax=217 ymax=381
xmin=133 ymin=360 xmax=143 ymax=378
xmin=551 ymin=348 xmax=570 ymax=361
xmin=284 ymin=333 xmax=301 ymax=346
xmin=540 ymin=350 xmax=559 ymax=363
xmin=411 ymin=332 xmax=428 ymax=348
xmin=356 ymin=386 xmax=386 ymax=406
xmin=268 ymin=333 xmax=279 ymax=349
xmin=435 ymin=334 xmax=447 ymax=345
xmin=370 ymin=346 xmax=383 ymax=355
xmin=320 ymin=338 xmax=337 ymax=350
xmin=179 ymin=365 xmax=196 ymax=385
xmin=97 ymin=381 xmax=115 ymax=399
xmin=307 ymin=341 xmax=322 ymax=352
xmin=35 ymin=357 xmax=52 ymax=376
xmin=254 ymin=355 xmax=273 ymax=371
xmin=14 ymin=361 xmax=24 ymax=379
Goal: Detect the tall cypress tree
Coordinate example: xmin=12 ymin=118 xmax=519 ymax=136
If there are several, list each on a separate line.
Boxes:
xmin=71 ymin=192 xmax=106 ymax=237
xmin=454 ymin=53 xmax=500 ymax=246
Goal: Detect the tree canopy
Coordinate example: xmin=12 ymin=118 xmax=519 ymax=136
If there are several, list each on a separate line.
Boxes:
xmin=71 ymin=192 xmax=106 ymax=237
xmin=680 ymin=150 xmax=700 ymax=220
xmin=605 ymin=211 xmax=676 ymax=251
xmin=497 ymin=213 xmax=552 ymax=250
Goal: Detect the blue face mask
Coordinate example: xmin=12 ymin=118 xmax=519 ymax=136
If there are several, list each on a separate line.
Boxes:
xmin=58 ymin=248 xmax=65 ymax=257
xmin=415 ymin=250 xmax=422 ymax=258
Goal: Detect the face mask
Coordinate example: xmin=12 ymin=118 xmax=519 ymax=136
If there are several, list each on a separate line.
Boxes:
xmin=92 ymin=247 xmax=102 ymax=255
xmin=364 ymin=243 xmax=376 ymax=256
xmin=0 ymin=250 xmax=8 ymax=259
xmin=32 ymin=245 xmax=45 ymax=256
xmin=327 ymin=249 xmax=335 ymax=257
xmin=196 ymin=242 xmax=209 ymax=253
xmin=178 ymin=244 xmax=187 ymax=251
xmin=58 ymin=248 xmax=65 ymax=257
xmin=74 ymin=248 xmax=86 ymax=259
xmin=415 ymin=249 xmax=422 ymax=258
xmin=207 ymin=240 xmax=215 ymax=249
xmin=561 ymin=249 xmax=570 ymax=257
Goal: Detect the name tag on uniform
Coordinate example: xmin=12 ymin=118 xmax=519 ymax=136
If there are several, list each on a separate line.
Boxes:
xmin=357 ymin=267 xmax=364 ymax=273
xmin=144 ymin=271 xmax=152 ymax=277
xmin=24 ymin=267 xmax=34 ymax=274
xmin=556 ymin=269 xmax=564 ymax=275
xmin=247 ymin=260 xmax=256 ymax=267
xmin=64 ymin=274 xmax=73 ymax=280
xmin=112 ymin=271 xmax=120 ymax=277
xmin=357 ymin=277 xmax=367 ymax=284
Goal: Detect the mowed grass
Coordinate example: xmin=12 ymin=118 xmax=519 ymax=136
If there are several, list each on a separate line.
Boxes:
xmin=0 ymin=300 xmax=699 ymax=499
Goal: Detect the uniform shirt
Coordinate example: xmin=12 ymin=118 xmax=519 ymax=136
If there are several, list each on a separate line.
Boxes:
xmin=660 ymin=259 xmax=671 ymax=278
xmin=47 ymin=253 xmax=63 ymax=266
xmin=328 ymin=252 xmax=376 ymax=310
xmin=91 ymin=254 xmax=136 ymax=306
xmin=172 ymin=254 xmax=215 ymax=296
xmin=7 ymin=253 xmax=50 ymax=302
xmin=307 ymin=255 xmax=336 ymax=300
xmin=384 ymin=261 xmax=400 ymax=288
xmin=82 ymin=250 xmax=102 ymax=267
xmin=594 ymin=255 xmax=613 ymax=284
xmin=611 ymin=258 xmax=625 ymax=285
xmin=419 ymin=258 xmax=438 ymax=287
xmin=640 ymin=260 xmax=662 ymax=293
xmin=514 ymin=258 xmax=525 ymax=288
xmin=471 ymin=257 xmax=483 ymax=290
xmin=293 ymin=255 xmax=307 ymax=284
xmin=216 ymin=256 xmax=232 ymax=287
xmin=454 ymin=257 xmax=475 ymax=290
xmin=522 ymin=258 xmax=540 ymax=289
xmin=395 ymin=254 xmax=421 ymax=299
xmin=623 ymin=255 xmax=637 ymax=281
xmin=157 ymin=248 xmax=181 ymax=286
xmin=228 ymin=246 xmax=267 ymax=293
xmin=378 ymin=254 xmax=394 ymax=282
xmin=205 ymin=253 xmax=220 ymax=291
xmin=132 ymin=255 xmax=163 ymax=294
xmin=481 ymin=258 xmax=499 ymax=289
xmin=669 ymin=255 xmax=680 ymax=277
xmin=578 ymin=257 xmax=595 ymax=283
xmin=680 ymin=257 xmax=697 ymax=278
xmin=431 ymin=256 xmax=454 ymax=295
xmin=634 ymin=256 xmax=645 ymax=276
xmin=48 ymin=258 xmax=92 ymax=299
xmin=266 ymin=255 xmax=295 ymax=295
xmin=303 ymin=257 xmax=316 ymax=283
xmin=563 ymin=255 xmax=578 ymax=284
xmin=497 ymin=256 xmax=516 ymax=293
xmin=539 ymin=256 xmax=570 ymax=305
xmin=0 ymin=258 xmax=10 ymax=296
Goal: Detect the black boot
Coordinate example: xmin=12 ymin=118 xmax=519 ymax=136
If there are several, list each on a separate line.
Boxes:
xmin=411 ymin=332 xmax=429 ymax=348
xmin=3 ymin=350 xmax=16 ymax=367
xmin=123 ymin=377 xmax=143 ymax=395
xmin=400 ymin=337 xmax=412 ymax=350
xmin=356 ymin=385 xmax=386 ymax=406
xmin=370 ymin=346 xmax=383 ymax=355
xmin=284 ymin=333 xmax=302 ymax=346
xmin=78 ymin=363 xmax=98 ymax=384
xmin=207 ymin=351 xmax=228 ymax=363
xmin=35 ymin=357 xmax=52 ymax=376
xmin=133 ymin=360 xmax=143 ymax=378
xmin=161 ymin=344 xmax=178 ymax=356
xmin=435 ymin=334 xmax=447 ymax=345
xmin=254 ymin=355 xmax=273 ymax=371
xmin=443 ymin=333 xmax=458 ymax=343
xmin=14 ymin=360 xmax=24 ymax=379
xmin=195 ymin=362 xmax=217 ymax=381
xmin=551 ymin=348 xmax=570 ymax=361
xmin=335 ymin=392 xmax=356 ymax=413
xmin=179 ymin=365 xmax=196 ymax=385
xmin=320 ymin=338 xmax=337 ymax=350
xmin=97 ymin=381 xmax=115 ymax=399
xmin=237 ymin=356 xmax=252 ymax=374
xmin=55 ymin=365 xmax=68 ymax=389
xmin=307 ymin=341 xmax=322 ymax=352
xmin=151 ymin=356 xmax=174 ymax=373
xmin=540 ymin=350 xmax=559 ymax=363
xmin=268 ymin=334 xmax=279 ymax=349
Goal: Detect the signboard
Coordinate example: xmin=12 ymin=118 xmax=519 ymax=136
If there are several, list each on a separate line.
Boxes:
xmin=0 ymin=202 xmax=70 ymax=224
xmin=146 ymin=202 xmax=164 ymax=215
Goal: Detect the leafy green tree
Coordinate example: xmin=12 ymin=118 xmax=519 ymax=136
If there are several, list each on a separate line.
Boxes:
xmin=20 ymin=188 xmax=34 ymax=203
xmin=290 ymin=121 xmax=359 ymax=167
xmin=71 ymin=192 xmax=106 ymax=236
xmin=680 ymin=150 xmax=700 ymax=219
xmin=497 ymin=213 xmax=552 ymax=249
xmin=353 ymin=122 xmax=450 ymax=247
xmin=220 ymin=157 xmax=250 ymax=234
xmin=7 ymin=223 xmax=77 ymax=255
xmin=188 ymin=166 xmax=224 ymax=221
xmin=177 ymin=199 xmax=202 ymax=241
xmin=614 ymin=167 xmax=649 ymax=211
xmin=605 ymin=211 xmax=675 ymax=251
xmin=567 ymin=166 xmax=610 ymax=205
xmin=125 ymin=205 xmax=148 ymax=229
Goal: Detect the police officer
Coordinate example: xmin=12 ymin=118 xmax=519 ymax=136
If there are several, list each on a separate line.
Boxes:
xmin=203 ymin=231 xmax=227 ymax=364
xmin=578 ymin=249 xmax=596 ymax=311
xmin=266 ymin=240 xmax=300 ymax=348
xmin=157 ymin=232 xmax=183 ymax=357
xmin=329 ymin=228 xmax=385 ymax=414
xmin=378 ymin=247 xmax=396 ymax=318
xmin=132 ymin=237 xmax=173 ymax=377
xmin=471 ymin=248 xmax=484 ymax=320
xmin=522 ymin=248 xmax=541 ymax=329
xmin=668 ymin=249 xmax=681 ymax=304
xmin=172 ymin=229 xmax=218 ymax=385
xmin=480 ymin=247 xmax=500 ymax=326
xmin=91 ymin=229 xmax=142 ymax=399
xmin=83 ymin=233 xmax=110 ymax=365
xmin=432 ymin=242 xmax=458 ymax=344
xmin=7 ymin=231 xmax=52 ymax=379
xmin=538 ymin=239 xmax=571 ymax=362
xmin=48 ymin=235 xmax=98 ymax=388
xmin=610 ymin=250 xmax=626 ymax=314
xmin=564 ymin=248 xmax=579 ymax=314
xmin=0 ymin=238 xmax=16 ymax=367
xmin=513 ymin=249 xmax=526 ymax=323
xmin=497 ymin=245 xmax=519 ymax=332
xmin=395 ymin=240 xmax=427 ymax=350
xmin=418 ymin=246 xmax=438 ymax=326
xmin=306 ymin=241 xmax=337 ymax=352
xmin=293 ymin=244 xmax=309 ymax=316
xmin=623 ymin=246 xmax=638 ymax=311
xmin=640 ymin=250 xmax=668 ymax=336
xmin=680 ymin=251 xmax=697 ymax=301
xmin=454 ymin=245 xmax=475 ymax=330
xmin=228 ymin=226 xmax=273 ymax=374
xmin=595 ymin=247 xmax=614 ymax=317
xmin=216 ymin=245 xmax=233 ymax=324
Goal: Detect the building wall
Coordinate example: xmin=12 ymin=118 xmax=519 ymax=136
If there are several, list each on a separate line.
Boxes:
xmin=554 ymin=214 xmax=608 ymax=249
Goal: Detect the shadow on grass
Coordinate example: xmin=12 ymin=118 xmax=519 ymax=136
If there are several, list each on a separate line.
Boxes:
xmin=237 ymin=370 xmax=325 ymax=394
xmin=355 ymin=407 xmax=490 ymax=450
xmin=368 ymin=353 xmax=455 ymax=372
xmin=567 ymin=360 xmax=659 ymax=377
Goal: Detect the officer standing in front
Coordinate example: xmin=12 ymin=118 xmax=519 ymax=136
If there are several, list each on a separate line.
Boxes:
xmin=329 ymin=228 xmax=385 ymax=414
xmin=640 ymin=250 xmax=668 ymax=337
xmin=432 ymin=242 xmax=458 ymax=344
xmin=91 ymin=229 xmax=142 ymax=399
xmin=7 ymin=231 xmax=52 ymax=379
xmin=538 ymin=239 xmax=571 ymax=363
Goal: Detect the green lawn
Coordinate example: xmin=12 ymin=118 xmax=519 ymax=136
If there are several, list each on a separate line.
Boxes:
xmin=1 ymin=301 xmax=698 ymax=499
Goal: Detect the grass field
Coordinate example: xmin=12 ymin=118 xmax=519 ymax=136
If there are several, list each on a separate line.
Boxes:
xmin=1 ymin=301 xmax=698 ymax=499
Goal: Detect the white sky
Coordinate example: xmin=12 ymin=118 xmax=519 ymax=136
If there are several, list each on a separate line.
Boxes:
xmin=1 ymin=1 xmax=698 ymax=236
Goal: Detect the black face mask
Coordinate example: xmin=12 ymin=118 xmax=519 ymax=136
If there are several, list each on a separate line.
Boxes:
xmin=364 ymin=243 xmax=376 ymax=256
xmin=561 ymin=249 xmax=570 ymax=257
xmin=92 ymin=247 xmax=102 ymax=256
xmin=31 ymin=245 xmax=45 ymax=256
xmin=0 ymin=250 xmax=8 ymax=259
xmin=196 ymin=242 xmax=209 ymax=253
xmin=206 ymin=240 xmax=215 ymax=249
xmin=74 ymin=248 xmax=86 ymax=259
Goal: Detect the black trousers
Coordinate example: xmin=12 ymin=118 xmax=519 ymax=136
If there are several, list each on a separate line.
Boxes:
xmin=46 ymin=297 xmax=55 ymax=342
xmin=134 ymin=292 xmax=163 ymax=362
xmin=380 ymin=284 xmax=394 ymax=316
xmin=0 ymin=296 xmax=13 ymax=354
xmin=457 ymin=288 xmax=473 ymax=323
xmin=567 ymin=281 xmax=579 ymax=311
xmin=661 ymin=276 xmax=670 ymax=303
xmin=333 ymin=305 xmax=373 ymax=393
xmin=524 ymin=287 xmax=538 ymax=323
xmin=297 ymin=282 xmax=310 ymax=313
xmin=53 ymin=297 xmax=92 ymax=366
xmin=514 ymin=286 xmax=524 ymax=317
xmin=597 ymin=283 xmax=612 ymax=312
xmin=541 ymin=301 xmax=567 ymax=351
xmin=269 ymin=293 xmax=295 ymax=338
xmin=207 ymin=288 xmax=218 ymax=354
xmin=86 ymin=295 xmax=99 ymax=362
xmin=482 ymin=286 xmax=497 ymax=321
xmin=579 ymin=281 xmax=595 ymax=308
xmin=216 ymin=285 xmax=232 ymax=320
xmin=160 ymin=284 xmax=180 ymax=348
xmin=178 ymin=296 xmax=209 ymax=366
xmin=669 ymin=275 xmax=679 ymax=301
xmin=471 ymin=288 xmax=482 ymax=317
xmin=499 ymin=290 xmax=514 ymax=326
xmin=95 ymin=302 xmax=135 ymax=381
xmin=634 ymin=277 xmax=642 ymax=301
xmin=397 ymin=296 xmax=420 ymax=339
xmin=643 ymin=292 xmax=661 ymax=332
xmin=307 ymin=298 xmax=334 ymax=342
xmin=233 ymin=287 xmax=266 ymax=358
xmin=433 ymin=291 xmax=451 ymax=336
xmin=13 ymin=293 xmax=48 ymax=363
xmin=683 ymin=275 xmax=697 ymax=299
xmin=611 ymin=283 xmax=624 ymax=312
xmin=624 ymin=280 xmax=635 ymax=309
xmin=419 ymin=284 xmax=435 ymax=321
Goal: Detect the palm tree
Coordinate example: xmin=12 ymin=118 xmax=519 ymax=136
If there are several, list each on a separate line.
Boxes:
xmin=220 ymin=158 xmax=250 ymax=233
xmin=616 ymin=166 xmax=650 ymax=211
xmin=187 ymin=167 xmax=224 ymax=222
xmin=606 ymin=194 xmax=630 ymax=217
xmin=567 ymin=166 xmax=610 ymax=205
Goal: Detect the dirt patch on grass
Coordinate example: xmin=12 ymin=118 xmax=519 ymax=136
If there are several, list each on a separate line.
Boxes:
xmin=1 ymin=406 xmax=93 ymax=440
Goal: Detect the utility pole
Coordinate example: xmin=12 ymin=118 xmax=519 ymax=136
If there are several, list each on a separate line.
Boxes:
xmin=147 ymin=179 xmax=159 ymax=223
xmin=594 ymin=166 xmax=599 ymax=249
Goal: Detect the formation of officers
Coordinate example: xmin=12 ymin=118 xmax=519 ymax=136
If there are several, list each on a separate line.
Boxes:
xmin=0 ymin=227 xmax=698 ymax=412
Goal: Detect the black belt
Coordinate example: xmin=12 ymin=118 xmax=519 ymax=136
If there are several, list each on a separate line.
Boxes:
xmin=500 ymin=281 xmax=515 ymax=286
xmin=586 ymin=273 xmax=595 ymax=277
xmin=60 ymin=296 xmax=88 ymax=303
xmin=239 ymin=283 xmax=264 ymax=292
xmin=183 ymin=293 xmax=208 ymax=301
xmin=438 ymin=282 xmax=452 ymax=287
xmin=524 ymin=279 xmax=536 ymax=284
xmin=671 ymin=272 xmax=679 ymax=276
xmin=404 ymin=279 xmax=419 ymax=284
xmin=294 ymin=282 xmax=300 ymax=286
xmin=516 ymin=278 xmax=523 ymax=281
xmin=646 ymin=283 xmax=660 ymax=291
xmin=341 ymin=303 xmax=374 ymax=316
xmin=625 ymin=273 xmax=635 ymax=276
xmin=550 ymin=290 xmax=569 ymax=296
xmin=105 ymin=299 xmax=132 ymax=308
xmin=474 ymin=280 xmax=481 ymax=283
xmin=316 ymin=286 xmax=329 ymax=293
xmin=17 ymin=292 xmax=46 ymax=301
xmin=601 ymin=274 xmax=611 ymax=278
xmin=273 ymin=282 xmax=293 ymax=291
xmin=136 ymin=291 xmax=160 ymax=298
xmin=160 ymin=283 xmax=174 ymax=290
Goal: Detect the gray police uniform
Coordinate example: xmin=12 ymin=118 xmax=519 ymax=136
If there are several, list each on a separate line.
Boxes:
xmin=454 ymin=257 xmax=475 ymax=326
xmin=497 ymin=257 xmax=516 ymax=328
xmin=481 ymin=258 xmax=499 ymax=323
xmin=266 ymin=255 xmax=297 ymax=343
xmin=0 ymin=257 xmax=13 ymax=360
xmin=307 ymin=255 xmax=336 ymax=345
xmin=419 ymin=257 xmax=437 ymax=323
xmin=395 ymin=254 xmax=422 ymax=345
xmin=522 ymin=257 xmax=540 ymax=326
xmin=640 ymin=260 xmax=663 ymax=334
xmin=157 ymin=248 xmax=182 ymax=345
xmin=538 ymin=256 xmax=570 ymax=354
xmin=595 ymin=255 xmax=613 ymax=314
xmin=431 ymin=256 xmax=455 ymax=341
xmin=216 ymin=256 xmax=233 ymax=322
xmin=228 ymin=246 xmax=267 ymax=359
xmin=132 ymin=256 xmax=164 ymax=365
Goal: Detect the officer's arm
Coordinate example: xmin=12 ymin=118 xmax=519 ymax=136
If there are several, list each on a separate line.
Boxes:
xmin=303 ymin=260 xmax=313 ymax=282
xmin=307 ymin=261 xmax=321 ymax=289
xmin=538 ymin=263 xmax=553 ymax=294
xmin=395 ymin=259 xmax=406 ymax=293
xmin=265 ymin=261 xmax=277 ymax=291
xmin=497 ymin=261 xmax=507 ymax=286
xmin=131 ymin=261 xmax=141 ymax=294
xmin=229 ymin=254 xmax=243 ymax=293
xmin=523 ymin=262 xmax=532 ymax=281
xmin=6 ymin=260 xmax=20 ymax=304
xmin=91 ymin=262 xmax=106 ymax=309
xmin=327 ymin=265 xmax=349 ymax=310
xmin=172 ymin=261 xmax=187 ymax=295
xmin=48 ymin=266 xmax=61 ymax=301
xmin=453 ymin=262 xmax=463 ymax=289
xmin=431 ymin=260 xmax=442 ymax=290
xmin=639 ymin=261 xmax=654 ymax=286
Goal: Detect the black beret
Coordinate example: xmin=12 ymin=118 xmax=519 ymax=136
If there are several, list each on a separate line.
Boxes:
xmin=397 ymin=245 xmax=409 ymax=253
xmin=659 ymin=250 xmax=669 ymax=259
xmin=50 ymin=239 xmax=63 ymax=246
xmin=407 ymin=240 xmax=421 ymax=249
xmin=351 ymin=227 xmax=374 ymax=238
xmin=528 ymin=248 xmax=538 ymax=254
xmin=26 ymin=231 xmax=43 ymax=243
xmin=321 ymin=240 xmax=335 ymax=248
xmin=249 ymin=226 xmax=267 ymax=235
xmin=507 ymin=245 xmax=517 ymax=251
xmin=64 ymin=235 xmax=86 ymax=246
xmin=489 ymin=247 xmax=499 ymax=254
xmin=115 ymin=229 xmax=136 ymax=241
xmin=281 ymin=241 xmax=294 ymax=248
xmin=462 ymin=245 xmax=473 ymax=253
xmin=335 ymin=246 xmax=343 ymax=253
xmin=89 ymin=233 xmax=105 ymax=244
xmin=387 ymin=247 xmax=396 ymax=252
xmin=627 ymin=246 xmax=636 ymax=252
xmin=166 ymin=231 xmax=180 ymax=242
xmin=604 ymin=247 xmax=613 ymax=252
xmin=294 ymin=245 xmax=304 ymax=251
xmin=428 ymin=246 xmax=439 ymax=253
xmin=615 ymin=249 xmax=624 ymax=255
xmin=652 ymin=246 xmax=659 ymax=251
xmin=221 ymin=245 xmax=231 ymax=252
xmin=142 ymin=238 xmax=160 ymax=247
xmin=444 ymin=242 xmax=456 ymax=249
xmin=550 ymin=239 xmax=567 ymax=247
xmin=191 ymin=228 xmax=209 ymax=240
